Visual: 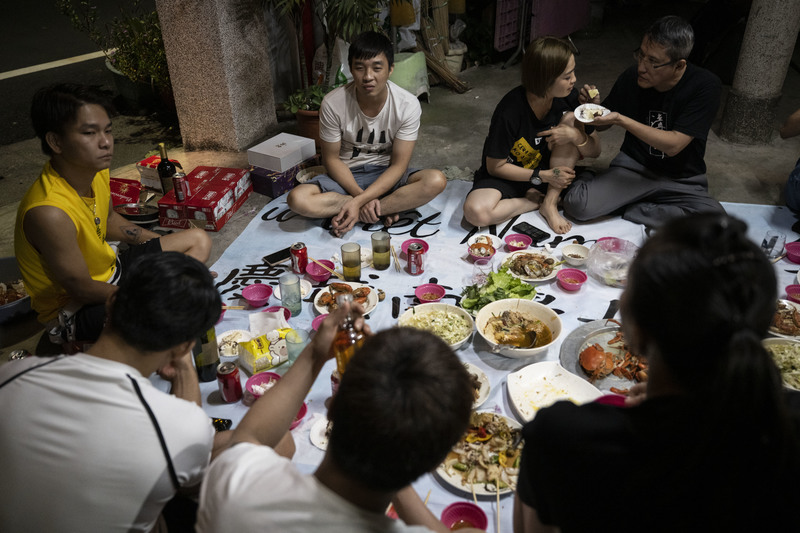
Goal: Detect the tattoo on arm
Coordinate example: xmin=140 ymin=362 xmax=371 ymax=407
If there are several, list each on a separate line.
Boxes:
xmin=122 ymin=225 xmax=143 ymax=243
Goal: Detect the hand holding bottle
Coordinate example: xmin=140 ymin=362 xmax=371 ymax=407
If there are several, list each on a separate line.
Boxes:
xmin=309 ymin=299 xmax=369 ymax=372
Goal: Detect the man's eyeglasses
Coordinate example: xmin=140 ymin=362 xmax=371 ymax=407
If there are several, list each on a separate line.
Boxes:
xmin=633 ymin=48 xmax=679 ymax=70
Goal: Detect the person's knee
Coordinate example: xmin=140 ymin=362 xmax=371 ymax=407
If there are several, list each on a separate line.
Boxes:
xmin=561 ymin=184 xmax=591 ymax=221
xmin=463 ymin=203 xmax=493 ymax=227
xmin=287 ymin=187 xmax=315 ymax=216
xmin=418 ymin=170 xmax=447 ymax=196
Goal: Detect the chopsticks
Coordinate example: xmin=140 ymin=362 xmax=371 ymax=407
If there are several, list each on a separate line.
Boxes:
xmin=222 ymin=305 xmax=244 ymax=310
xmin=496 ymin=477 xmax=501 ymax=533
xmin=309 ymin=257 xmax=345 ymax=280
xmin=772 ymin=252 xmax=787 ymax=264
xmin=423 ymin=489 xmax=431 ymax=506
xmin=391 ymin=244 xmax=401 ymax=273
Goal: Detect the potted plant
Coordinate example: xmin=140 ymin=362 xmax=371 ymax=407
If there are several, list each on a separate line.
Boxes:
xmin=56 ymin=0 xmax=172 ymax=113
xmin=283 ymin=84 xmax=332 ymax=146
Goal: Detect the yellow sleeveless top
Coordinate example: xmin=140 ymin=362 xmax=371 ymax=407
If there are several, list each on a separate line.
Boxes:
xmin=14 ymin=162 xmax=117 ymax=323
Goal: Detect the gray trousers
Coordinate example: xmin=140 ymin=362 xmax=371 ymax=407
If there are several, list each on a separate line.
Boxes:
xmin=563 ymin=152 xmax=725 ymax=227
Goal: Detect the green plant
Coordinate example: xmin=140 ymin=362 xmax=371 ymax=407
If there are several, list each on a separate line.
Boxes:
xmin=56 ymin=0 xmax=170 ymax=90
xmin=283 ymin=84 xmax=333 ymax=113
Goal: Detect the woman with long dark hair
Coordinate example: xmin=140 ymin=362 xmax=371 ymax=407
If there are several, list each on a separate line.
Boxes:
xmin=514 ymin=213 xmax=800 ymax=531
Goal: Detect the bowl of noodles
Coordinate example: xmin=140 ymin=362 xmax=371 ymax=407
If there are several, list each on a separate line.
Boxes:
xmin=398 ymin=303 xmax=474 ymax=350
xmin=475 ymin=299 xmax=562 ymax=358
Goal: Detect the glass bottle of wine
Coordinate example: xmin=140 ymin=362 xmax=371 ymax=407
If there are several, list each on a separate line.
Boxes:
xmin=157 ymin=142 xmax=176 ymax=194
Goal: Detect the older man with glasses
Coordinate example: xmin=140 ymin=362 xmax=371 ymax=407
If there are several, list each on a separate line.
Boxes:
xmin=563 ymin=15 xmax=725 ymax=228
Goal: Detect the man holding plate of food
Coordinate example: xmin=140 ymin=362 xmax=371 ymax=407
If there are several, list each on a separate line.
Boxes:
xmin=563 ymin=15 xmax=726 ymax=228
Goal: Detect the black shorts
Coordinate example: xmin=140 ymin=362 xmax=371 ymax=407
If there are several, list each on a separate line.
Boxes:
xmin=75 ymin=238 xmax=164 ymax=341
xmin=470 ymin=169 xmax=548 ymax=198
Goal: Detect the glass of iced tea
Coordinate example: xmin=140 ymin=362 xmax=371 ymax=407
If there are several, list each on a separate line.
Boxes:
xmin=341 ymin=243 xmax=361 ymax=281
xmin=371 ymin=231 xmax=391 ymax=270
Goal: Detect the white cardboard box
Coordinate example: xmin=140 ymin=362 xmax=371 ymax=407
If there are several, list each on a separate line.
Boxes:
xmin=247 ymin=133 xmax=316 ymax=172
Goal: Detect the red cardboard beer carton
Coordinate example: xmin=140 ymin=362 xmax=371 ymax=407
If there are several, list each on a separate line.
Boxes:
xmin=136 ymin=155 xmax=183 ymax=191
xmin=157 ymin=166 xmax=252 ymax=231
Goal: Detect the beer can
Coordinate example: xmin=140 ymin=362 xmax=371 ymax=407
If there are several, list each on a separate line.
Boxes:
xmin=407 ymin=242 xmax=425 ymax=276
xmin=290 ymin=242 xmax=308 ymax=275
xmin=217 ymin=361 xmax=243 ymax=403
xmin=172 ymin=172 xmax=189 ymax=202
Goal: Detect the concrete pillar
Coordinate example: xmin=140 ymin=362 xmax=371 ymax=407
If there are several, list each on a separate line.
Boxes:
xmin=719 ymin=0 xmax=800 ymax=144
xmin=155 ymin=0 xmax=277 ymax=151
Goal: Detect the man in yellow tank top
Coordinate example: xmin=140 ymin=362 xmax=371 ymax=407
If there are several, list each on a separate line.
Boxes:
xmin=15 ymin=84 xmax=212 ymax=351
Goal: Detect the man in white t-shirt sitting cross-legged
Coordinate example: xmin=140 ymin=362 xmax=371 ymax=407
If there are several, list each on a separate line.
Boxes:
xmin=287 ymin=31 xmax=446 ymax=237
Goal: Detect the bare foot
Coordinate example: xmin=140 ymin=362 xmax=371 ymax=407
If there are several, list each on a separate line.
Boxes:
xmin=540 ymin=203 xmax=572 ymax=234
xmin=382 ymin=213 xmax=400 ymax=227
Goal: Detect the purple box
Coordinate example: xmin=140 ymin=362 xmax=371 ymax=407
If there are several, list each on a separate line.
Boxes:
xmin=250 ymin=156 xmax=321 ymax=198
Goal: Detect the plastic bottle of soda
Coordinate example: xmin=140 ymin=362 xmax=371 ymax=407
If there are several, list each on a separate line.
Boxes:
xmin=329 ymin=293 xmax=365 ymax=375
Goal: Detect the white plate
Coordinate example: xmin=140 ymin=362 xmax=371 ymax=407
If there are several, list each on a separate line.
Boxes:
xmin=309 ymin=417 xmax=331 ymax=451
xmin=468 ymin=233 xmax=503 ymax=251
xmin=769 ymin=299 xmax=800 ymax=339
xmin=507 ymin=361 xmax=602 ymax=422
xmin=273 ymin=279 xmax=313 ymax=299
xmin=501 ymin=250 xmax=562 ymax=282
xmin=313 ymin=282 xmax=378 ymax=315
xmin=575 ymin=103 xmax=610 ymax=123
xmin=397 ymin=303 xmax=474 ymax=350
xmin=436 ymin=412 xmax=521 ymax=497
xmin=464 ymin=362 xmax=490 ymax=408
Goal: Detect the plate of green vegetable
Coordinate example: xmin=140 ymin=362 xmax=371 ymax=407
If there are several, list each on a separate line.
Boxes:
xmin=459 ymin=269 xmax=537 ymax=316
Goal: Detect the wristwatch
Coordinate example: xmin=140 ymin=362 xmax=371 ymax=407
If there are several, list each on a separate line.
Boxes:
xmin=530 ymin=168 xmax=542 ymax=186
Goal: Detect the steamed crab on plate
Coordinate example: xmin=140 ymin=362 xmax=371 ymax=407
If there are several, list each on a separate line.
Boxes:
xmin=577 ymin=321 xmax=648 ymax=394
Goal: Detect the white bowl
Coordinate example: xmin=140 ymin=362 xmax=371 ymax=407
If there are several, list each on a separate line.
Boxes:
xmin=475 ymin=299 xmax=562 ymax=358
xmin=397 ymin=302 xmax=474 ymax=350
xmin=561 ymin=243 xmax=589 ymax=267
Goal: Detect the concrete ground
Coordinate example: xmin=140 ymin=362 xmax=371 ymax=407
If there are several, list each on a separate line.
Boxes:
xmin=2 ymin=1 xmax=800 ymax=356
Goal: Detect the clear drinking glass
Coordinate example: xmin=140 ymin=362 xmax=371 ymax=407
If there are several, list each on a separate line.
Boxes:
xmin=761 ymin=230 xmax=786 ymax=259
xmin=279 ymin=272 xmax=302 ymax=316
xmin=371 ymin=231 xmax=391 ymax=270
xmin=472 ymin=257 xmax=495 ymax=285
xmin=341 ymin=243 xmax=361 ymax=281
xmin=285 ymin=329 xmax=310 ymax=364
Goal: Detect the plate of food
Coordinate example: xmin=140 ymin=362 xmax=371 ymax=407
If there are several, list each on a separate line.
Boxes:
xmin=507 ymin=361 xmax=603 ymax=422
xmin=460 ymin=270 xmax=537 ymax=316
xmin=313 ymin=282 xmax=378 ymax=315
xmin=501 ymin=250 xmax=562 ymax=282
xmin=575 ymin=103 xmax=610 ymax=123
xmin=398 ymin=303 xmax=474 ymax=350
xmin=559 ymin=319 xmax=648 ymax=394
xmin=463 ymin=362 xmax=490 ymax=408
xmin=309 ymin=416 xmax=332 ymax=451
xmin=762 ymin=338 xmax=800 ymax=390
xmin=437 ymin=411 xmax=522 ymax=497
xmin=274 ymin=279 xmax=313 ymax=300
xmin=468 ymin=233 xmax=503 ymax=251
xmin=769 ymin=299 xmax=800 ymax=338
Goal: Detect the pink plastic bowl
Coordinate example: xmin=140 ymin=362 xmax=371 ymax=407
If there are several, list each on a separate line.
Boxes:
xmin=263 ymin=305 xmax=292 ymax=321
xmin=242 ymin=283 xmax=272 ymax=307
xmin=468 ymin=242 xmax=496 ymax=262
xmin=504 ymin=233 xmax=533 ymax=251
xmin=786 ymin=284 xmax=800 ymax=304
xmin=306 ymin=259 xmax=334 ymax=282
xmin=786 ymin=242 xmax=800 ymax=264
xmin=244 ymin=371 xmax=281 ymax=406
xmin=440 ymin=502 xmax=488 ymax=530
xmin=401 ymin=238 xmax=429 ymax=255
xmin=290 ymin=402 xmax=308 ymax=430
xmin=415 ymin=283 xmax=445 ymax=303
xmin=312 ymin=313 xmax=329 ymax=331
xmin=557 ymin=268 xmax=588 ymax=291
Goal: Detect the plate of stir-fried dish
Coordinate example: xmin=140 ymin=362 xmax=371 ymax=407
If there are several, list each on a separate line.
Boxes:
xmin=437 ymin=411 xmax=523 ymax=497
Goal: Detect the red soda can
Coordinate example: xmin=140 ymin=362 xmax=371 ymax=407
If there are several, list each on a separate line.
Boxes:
xmin=290 ymin=242 xmax=308 ymax=275
xmin=172 ymin=172 xmax=189 ymax=202
xmin=217 ymin=361 xmax=243 ymax=403
xmin=407 ymin=242 xmax=425 ymax=275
